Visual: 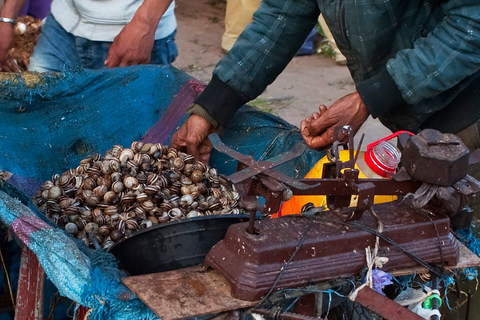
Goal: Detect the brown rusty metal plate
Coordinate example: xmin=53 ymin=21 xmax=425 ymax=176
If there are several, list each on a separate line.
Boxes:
xmin=205 ymin=201 xmax=459 ymax=301
xmin=122 ymin=265 xmax=257 ymax=320
xmin=354 ymin=287 xmax=423 ymax=320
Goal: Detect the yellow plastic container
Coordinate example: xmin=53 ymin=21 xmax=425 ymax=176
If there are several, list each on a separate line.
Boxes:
xmin=277 ymin=149 xmax=397 ymax=217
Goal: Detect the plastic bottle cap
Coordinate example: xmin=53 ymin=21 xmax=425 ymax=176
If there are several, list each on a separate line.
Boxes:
xmin=365 ymin=141 xmax=401 ymax=177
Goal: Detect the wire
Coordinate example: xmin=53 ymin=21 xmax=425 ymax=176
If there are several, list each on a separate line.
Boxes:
xmin=306 ymin=215 xmax=443 ymax=277
xmin=254 ymin=223 xmax=314 ymax=309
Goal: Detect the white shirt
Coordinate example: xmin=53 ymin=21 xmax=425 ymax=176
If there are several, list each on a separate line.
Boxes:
xmin=51 ymin=0 xmax=176 ymax=42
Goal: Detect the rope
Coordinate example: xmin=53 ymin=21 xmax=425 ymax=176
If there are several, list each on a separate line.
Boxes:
xmin=349 ymin=208 xmax=385 ymax=301
xmin=0 ymin=245 xmax=15 ymax=309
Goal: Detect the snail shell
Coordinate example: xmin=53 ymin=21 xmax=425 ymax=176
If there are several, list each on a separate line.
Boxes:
xmin=137 ymin=172 xmax=148 ymax=184
xmin=140 ymin=200 xmax=154 ymax=212
xmin=92 ymin=208 xmax=103 ymax=218
xmin=124 ymin=176 xmax=139 ymax=190
xmin=136 ymin=193 xmax=148 ymax=202
xmin=98 ymin=225 xmax=112 ymax=237
xmin=93 ymin=215 xmax=106 ymax=226
xmin=131 ymin=141 xmax=144 ymax=152
xmin=48 ymin=186 xmax=63 ymax=200
xmin=140 ymin=142 xmax=153 ymax=153
xmin=183 ymin=163 xmax=195 ymax=176
xmin=104 ymin=205 xmax=118 ymax=216
xmin=111 ymin=172 xmax=122 ymax=182
xmin=167 ymin=148 xmax=178 ymax=159
xmin=126 ymin=220 xmax=139 ymax=230
xmin=148 ymin=216 xmax=159 ymax=225
xmin=59 ymin=174 xmax=73 ymax=188
xmin=141 ymin=219 xmax=153 ymax=229
xmin=111 ymin=181 xmax=125 ymax=193
xmin=82 ymin=177 xmax=97 ymax=190
xmin=59 ymin=198 xmax=74 ymax=209
xmin=85 ymin=222 xmax=99 ymax=234
xmin=93 ymin=185 xmax=108 ymax=197
xmin=209 ymin=201 xmax=222 ymax=211
xmin=110 ymin=229 xmax=123 ymax=242
xmin=152 ymin=193 xmax=164 ymax=205
xmin=119 ymin=148 xmax=134 ymax=164
xmin=86 ymin=195 xmax=100 ymax=207
xmin=194 ymin=161 xmax=207 ymax=173
xmin=150 ymin=207 xmax=162 ymax=216
xmin=180 ymin=176 xmax=192 ymax=185
xmin=110 ymin=145 xmax=123 ymax=156
xmin=80 ymin=210 xmax=92 ymax=221
xmin=42 ymin=180 xmax=54 ymax=190
xmin=180 ymin=195 xmax=194 ymax=206
xmin=102 ymin=238 xmax=115 ymax=250
xmin=133 ymin=153 xmax=143 ymax=166
xmin=144 ymin=185 xmax=160 ymax=195
xmin=186 ymin=210 xmax=199 ymax=218
xmin=183 ymin=154 xmax=195 ymax=164
xmin=210 ymin=188 xmax=222 ymax=199
xmin=65 ymin=223 xmax=78 ymax=234
xmin=180 ymin=186 xmax=191 ymax=195
xmin=168 ymin=208 xmax=183 ymax=219
xmin=75 ymin=219 xmax=86 ymax=230
xmin=82 ymin=189 xmax=93 ymax=199
xmin=120 ymin=193 xmax=136 ymax=206
xmin=173 ymin=157 xmax=185 ymax=171
xmin=190 ymin=170 xmax=204 ymax=183
xmin=158 ymin=211 xmax=169 ymax=223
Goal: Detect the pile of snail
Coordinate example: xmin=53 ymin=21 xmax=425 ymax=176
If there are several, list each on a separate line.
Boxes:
xmin=33 ymin=142 xmax=242 ymax=250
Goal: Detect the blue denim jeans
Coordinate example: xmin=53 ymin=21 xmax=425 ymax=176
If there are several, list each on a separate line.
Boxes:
xmin=29 ymin=13 xmax=178 ymax=72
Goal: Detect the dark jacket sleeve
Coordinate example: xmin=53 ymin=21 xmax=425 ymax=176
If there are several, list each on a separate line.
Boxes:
xmin=194 ymin=0 xmax=320 ymax=128
xmin=357 ymin=0 xmax=480 ymax=118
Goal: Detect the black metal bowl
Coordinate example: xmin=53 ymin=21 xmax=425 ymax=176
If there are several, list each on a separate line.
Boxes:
xmin=108 ymin=214 xmax=249 ymax=276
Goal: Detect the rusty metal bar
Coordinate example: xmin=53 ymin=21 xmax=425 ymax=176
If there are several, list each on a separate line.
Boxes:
xmin=294 ymin=179 xmax=422 ymax=196
xmin=354 ymin=286 xmax=423 ymax=320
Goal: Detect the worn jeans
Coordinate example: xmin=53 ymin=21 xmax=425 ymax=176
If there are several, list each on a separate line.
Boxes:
xmin=29 ymin=13 xmax=178 ymax=72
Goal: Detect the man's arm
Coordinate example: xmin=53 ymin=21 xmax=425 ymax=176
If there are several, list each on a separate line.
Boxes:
xmin=170 ymin=0 xmax=320 ymax=161
xmin=303 ymin=0 xmax=480 ymax=150
xmin=357 ymin=0 xmax=480 ymax=119
xmin=104 ymin=0 xmax=173 ymax=68
xmin=0 ymin=0 xmax=29 ymax=71
xmin=195 ymin=0 xmax=320 ymax=129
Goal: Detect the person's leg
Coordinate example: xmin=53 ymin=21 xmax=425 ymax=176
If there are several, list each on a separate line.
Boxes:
xmin=221 ymin=0 xmax=262 ymax=53
xmin=150 ymin=30 xmax=178 ymax=65
xmin=75 ymin=37 xmax=111 ymax=69
xmin=318 ymin=15 xmax=346 ymax=65
xmin=28 ymin=13 xmax=81 ymax=72
xmin=75 ymin=30 xmax=178 ymax=69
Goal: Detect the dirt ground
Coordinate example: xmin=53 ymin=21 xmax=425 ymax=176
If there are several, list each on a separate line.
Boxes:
xmin=172 ymin=0 xmax=392 ymax=150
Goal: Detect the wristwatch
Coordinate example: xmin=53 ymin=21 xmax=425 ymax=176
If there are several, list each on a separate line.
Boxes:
xmin=0 ymin=17 xmax=17 ymax=25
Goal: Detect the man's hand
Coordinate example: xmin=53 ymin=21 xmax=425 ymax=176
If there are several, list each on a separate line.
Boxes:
xmin=300 ymin=92 xmax=369 ymax=150
xmin=170 ymin=114 xmax=215 ymax=165
xmin=104 ymin=19 xmax=155 ymax=68
xmin=0 ymin=23 xmax=15 ymax=72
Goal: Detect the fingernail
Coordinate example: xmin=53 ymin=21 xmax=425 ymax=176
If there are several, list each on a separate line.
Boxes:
xmin=303 ymin=127 xmax=311 ymax=136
